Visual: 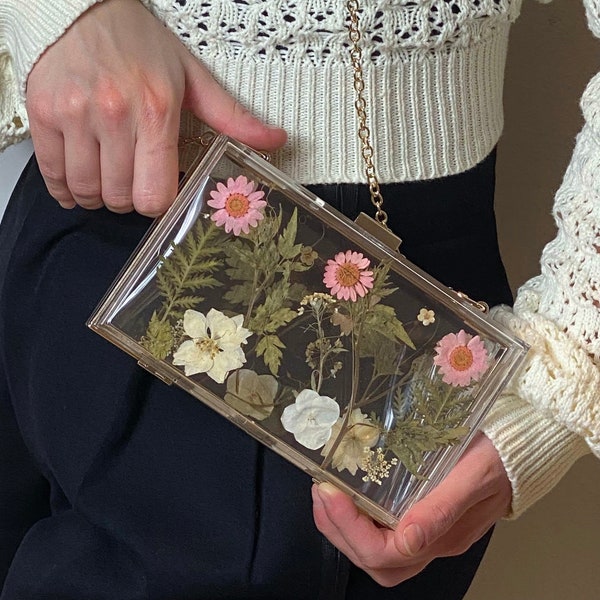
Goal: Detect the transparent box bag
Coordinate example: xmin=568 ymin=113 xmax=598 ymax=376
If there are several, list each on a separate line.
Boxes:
xmin=88 ymin=135 xmax=528 ymax=528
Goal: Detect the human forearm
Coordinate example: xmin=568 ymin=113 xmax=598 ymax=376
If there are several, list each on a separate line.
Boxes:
xmin=482 ymin=393 xmax=590 ymax=517
xmin=482 ymin=87 xmax=600 ymax=515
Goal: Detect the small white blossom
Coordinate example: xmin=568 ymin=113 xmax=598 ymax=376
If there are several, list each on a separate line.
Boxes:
xmin=281 ymin=389 xmax=340 ymax=450
xmin=417 ymin=308 xmax=436 ymax=326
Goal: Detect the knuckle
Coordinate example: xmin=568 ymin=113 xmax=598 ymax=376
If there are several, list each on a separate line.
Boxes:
xmin=46 ymin=186 xmax=73 ymax=205
xmin=105 ymin=204 xmax=134 ymax=214
xmin=38 ymin=161 xmax=65 ymax=188
xmin=231 ymin=100 xmax=251 ymax=122
xmin=140 ymin=89 xmax=173 ymax=126
xmin=38 ymin=167 xmax=71 ymax=205
xmin=96 ymin=82 xmax=130 ymax=126
xmin=441 ymin=539 xmax=471 ymax=558
xmin=103 ymin=191 xmax=133 ymax=213
xmin=356 ymin=551 xmax=384 ymax=572
xmin=68 ymin=179 xmax=101 ymax=203
xmin=26 ymin=94 xmax=54 ymax=127
xmin=58 ymin=87 xmax=90 ymax=120
xmin=133 ymin=192 xmax=170 ymax=217
xmin=226 ymin=101 xmax=252 ymax=136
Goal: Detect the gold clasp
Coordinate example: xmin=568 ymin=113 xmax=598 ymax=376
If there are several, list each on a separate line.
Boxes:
xmin=453 ymin=291 xmax=489 ymax=313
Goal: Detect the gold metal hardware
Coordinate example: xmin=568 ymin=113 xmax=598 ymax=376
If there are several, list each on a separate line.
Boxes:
xmin=346 ymin=0 xmax=389 ymax=228
xmin=355 ymin=212 xmax=402 ymax=251
xmin=454 ymin=291 xmax=490 ymax=314
xmin=137 ymin=359 xmax=175 ymax=385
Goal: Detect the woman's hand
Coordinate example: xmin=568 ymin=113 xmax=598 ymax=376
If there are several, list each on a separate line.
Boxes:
xmin=26 ymin=0 xmax=286 ymax=216
xmin=312 ymin=432 xmax=512 ymax=587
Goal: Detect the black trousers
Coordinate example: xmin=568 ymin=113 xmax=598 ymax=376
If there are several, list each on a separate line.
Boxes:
xmin=0 ymin=150 xmax=511 ymax=600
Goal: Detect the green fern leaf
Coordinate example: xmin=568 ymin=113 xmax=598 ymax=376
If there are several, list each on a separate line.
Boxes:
xmin=140 ymin=311 xmax=175 ymax=360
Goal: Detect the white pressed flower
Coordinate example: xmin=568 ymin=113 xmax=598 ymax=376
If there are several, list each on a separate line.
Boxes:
xmin=417 ymin=308 xmax=436 ymax=326
xmin=224 ymin=369 xmax=278 ymax=420
xmin=321 ymin=409 xmax=380 ymax=475
xmin=172 ymin=308 xmax=251 ymax=383
xmin=281 ymin=389 xmax=340 ymax=450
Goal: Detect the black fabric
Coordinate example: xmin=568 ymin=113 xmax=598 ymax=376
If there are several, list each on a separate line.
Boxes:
xmin=0 ymin=149 xmax=510 ymax=600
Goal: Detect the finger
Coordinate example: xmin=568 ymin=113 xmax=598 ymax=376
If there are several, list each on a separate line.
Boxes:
xmin=312 ymin=483 xmax=398 ymax=568
xmin=131 ymin=98 xmax=181 ymax=217
xmin=312 ymin=484 xmax=363 ymax=567
xmin=312 ymin=485 xmax=434 ymax=588
xmin=27 ymin=90 xmax=76 ymax=208
xmin=30 ymin=128 xmax=76 ymax=209
xmin=395 ymin=436 xmax=504 ymax=557
xmin=91 ymin=81 xmax=136 ymax=213
xmin=64 ymin=132 xmax=103 ymax=209
xmin=99 ymin=129 xmax=135 ymax=213
xmin=415 ymin=470 xmax=511 ymax=560
xmin=184 ymin=61 xmax=287 ymax=152
xmin=419 ymin=497 xmax=498 ymax=559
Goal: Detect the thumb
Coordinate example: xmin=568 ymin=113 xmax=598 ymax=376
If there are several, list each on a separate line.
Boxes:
xmin=395 ymin=499 xmax=461 ymax=558
xmin=395 ymin=478 xmax=472 ymax=557
xmin=395 ymin=434 xmax=501 ymax=557
xmin=183 ymin=59 xmax=287 ymax=151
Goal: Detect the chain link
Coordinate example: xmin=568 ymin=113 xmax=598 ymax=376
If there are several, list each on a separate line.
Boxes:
xmin=178 ymin=130 xmax=216 ymax=150
xmin=346 ymin=0 xmax=388 ymax=226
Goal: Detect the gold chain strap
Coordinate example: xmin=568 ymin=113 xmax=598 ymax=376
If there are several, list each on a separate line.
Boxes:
xmin=178 ymin=130 xmax=216 ymax=150
xmin=346 ymin=0 xmax=388 ymax=226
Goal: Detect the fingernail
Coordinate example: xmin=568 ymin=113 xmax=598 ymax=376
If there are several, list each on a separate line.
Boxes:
xmin=317 ymin=482 xmax=338 ymax=503
xmin=403 ymin=523 xmax=425 ymax=556
xmin=57 ymin=200 xmax=76 ymax=210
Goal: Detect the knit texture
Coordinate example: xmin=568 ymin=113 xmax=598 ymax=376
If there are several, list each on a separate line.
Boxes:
xmin=482 ymin=395 xmax=589 ymax=517
xmin=483 ymin=66 xmax=600 ymax=516
xmin=147 ymin=0 xmax=520 ymax=183
xmin=1 ymin=0 xmax=521 ymax=182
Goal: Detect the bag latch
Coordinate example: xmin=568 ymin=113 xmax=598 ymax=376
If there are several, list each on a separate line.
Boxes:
xmin=355 ymin=212 xmax=402 ymax=251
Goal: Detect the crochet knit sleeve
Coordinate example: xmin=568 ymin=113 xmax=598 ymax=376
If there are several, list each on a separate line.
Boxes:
xmin=0 ymin=0 xmax=102 ymax=151
xmin=482 ymin=68 xmax=600 ymax=517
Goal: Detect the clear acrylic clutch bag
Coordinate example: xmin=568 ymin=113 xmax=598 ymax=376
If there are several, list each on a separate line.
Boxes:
xmin=88 ymin=135 xmax=528 ymax=528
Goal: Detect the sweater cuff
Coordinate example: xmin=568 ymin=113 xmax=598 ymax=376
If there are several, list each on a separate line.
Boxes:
xmin=482 ymin=393 xmax=589 ymax=519
xmin=1 ymin=0 xmax=104 ymax=99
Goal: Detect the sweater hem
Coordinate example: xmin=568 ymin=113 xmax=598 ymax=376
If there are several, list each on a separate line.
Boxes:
xmin=186 ymin=23 xmax=511 ymax=184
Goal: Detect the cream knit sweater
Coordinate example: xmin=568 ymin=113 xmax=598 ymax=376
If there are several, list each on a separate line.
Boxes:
xmin=0 ymin=0 xmax=598 ymax=518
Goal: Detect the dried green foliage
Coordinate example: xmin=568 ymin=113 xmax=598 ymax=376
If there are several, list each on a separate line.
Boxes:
xmin=256 ymin=334 xmax=286 ymax=376
xmin=155 ymin=219 xmax=226 ymax=321
xmin=140 ymin=311 xmax=175 ymax=360
xmin=133 ymin=174 xmax=485 ymax=497
xmin=379 ymin=373 xmax=471 ymax=477
xmin=141 ymin=219 xmax=227 ymax=359
xmin=223 ymin=208 xmax=309 ymax=375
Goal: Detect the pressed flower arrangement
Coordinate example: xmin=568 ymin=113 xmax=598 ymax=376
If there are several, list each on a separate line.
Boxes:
xmin=89 ymin=136 xmax=528 ymax=527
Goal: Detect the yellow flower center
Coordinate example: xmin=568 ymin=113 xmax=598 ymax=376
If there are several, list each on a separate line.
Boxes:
xmin=225 ymin=193 xmax=250 ymax=218
xmin=448 ymin=346 xmax=474 ymax=371
xmin=336 ymin=263 xmax=360 ymax=287
xmin=196 ymin=337 xmax=221 ymax=359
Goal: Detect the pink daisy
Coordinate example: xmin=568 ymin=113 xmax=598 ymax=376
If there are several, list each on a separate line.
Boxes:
xmin=323 ymin=250 xmax=374 ymax=302
xmin=433 ymin=330 xmax=489 ymax=387
xmin=207 ymin=175 xmax=267 ymax=236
